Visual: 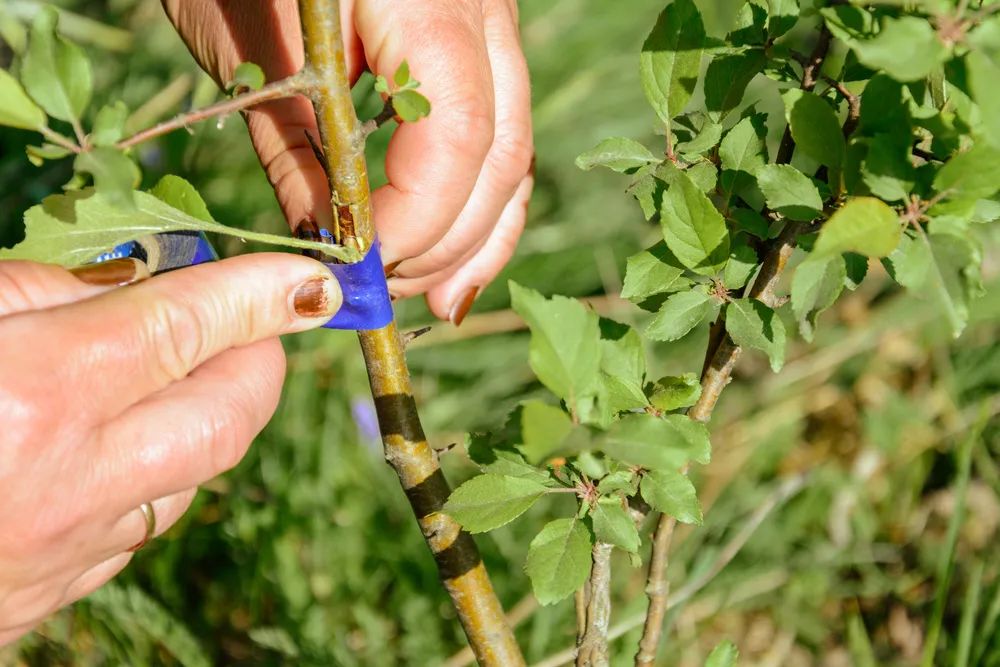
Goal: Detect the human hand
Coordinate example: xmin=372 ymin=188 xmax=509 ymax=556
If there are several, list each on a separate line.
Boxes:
xmin=0 ymin=254 xmax=341 ymax=645
xmin=164 ymin=0 xmax=534 ymax=324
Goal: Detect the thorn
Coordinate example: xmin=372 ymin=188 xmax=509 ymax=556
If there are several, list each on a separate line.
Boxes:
xmin=303 ymin=130 xmax=330 ymax=178
xmin=402 ymin=326 xmax=432 ymax=346
xmin=433 ymin=442 xmax=458 ymax=461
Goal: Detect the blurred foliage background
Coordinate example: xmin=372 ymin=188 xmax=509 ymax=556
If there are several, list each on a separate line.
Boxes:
xmin=1 ymin=0 xmax=999 ymax=665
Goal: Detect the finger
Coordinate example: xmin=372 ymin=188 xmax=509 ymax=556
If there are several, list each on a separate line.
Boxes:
xmin=355 ymin=0 xmax=497 ymax=264
xmin=390 ymin=1 xmax=532 ymax=281
xmin=61 ymin=552 xmax=132 ymax=610
xmin=100 ymin=488 xmax=198 ymax=559
xmin=92 ymin=338 xmax=285 ymax=511
xmin=11 ymin=254 xmax=337 ymax=421
xmin=0 ymin=258 xmax=148 ymax=319
xmin=427 ymin=172 xmax=534 ymax=322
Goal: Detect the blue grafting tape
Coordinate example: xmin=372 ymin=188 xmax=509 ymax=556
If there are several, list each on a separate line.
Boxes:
xmin=321 ymin=237 xmax=393 ymax=331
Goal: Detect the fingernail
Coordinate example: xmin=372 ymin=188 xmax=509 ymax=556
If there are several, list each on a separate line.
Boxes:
xmin=292 ymin=273 xmax=342 ymax=319
xmin=383 ymin=260 xmax=402 ymax=278
xmin=449 ymin=286 xmax=480 ymax=327
xmin=71 ymin=258 xmax=150 ymax=287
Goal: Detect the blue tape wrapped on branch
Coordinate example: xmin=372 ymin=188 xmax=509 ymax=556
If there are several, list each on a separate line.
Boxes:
xmin=92 ymin=231 xmax=394 ymax=331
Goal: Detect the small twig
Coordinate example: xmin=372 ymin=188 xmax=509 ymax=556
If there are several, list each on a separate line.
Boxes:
xmin=304 ymin=129 xmax=330 ymax=179
xmin=576 ymin=543 xmax=613 ymax=667
xmin=38 ymin=126 xmax=80 ymax=154
xmin=362 ymin=98 xmax=397 ymax=137
xmin=823 ymin=76 xmax=860 ymax=138
xmin=402 ymin=326 xmax=433 ymax=346
xmin=531 ymin=475 xmax=808 ymax=667
xmin=116 ymin=73 xmax=307 ymax=150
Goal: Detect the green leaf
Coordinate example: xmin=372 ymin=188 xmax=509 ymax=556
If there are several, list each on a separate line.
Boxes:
xmin=597 ymin=470 xmax=638 ymax=495
xmin=705 ymin=640 xmax=740 ymax=667
xmin=814 ymin=197 xmax=901 ymax=258
xmin=756 ymin=164 xmax=823 ymax=221
xmin=26 ymin=143 xmax=71 ymax=166
xmin=149 ymin=174 xmax=213 ymax=222
xmin=519 ymin=401 xmax=574 ymax=465
xmin=703 ymin=50 xmax=766 ymax=122
xmin=723 ymin=233 xmax=758 ymax=290
xmin=392 ymin=89 xmax=431 ymax=122
xmin=602 ymin=413 xmax=711 ymax=471
xmin=966 ymin=50 xmax=1000 ymax=148
xmin=373 ymin=75 xmax=389 ymax=94
xmin=853 ymin=16 xmax=947 ymax=82
xmin=934 ymin=144 xmax=1000 ymax=202
xmin=466 ymin=428 xmax=551 ymax=483
xmin=786 ymin=90 xmax=845 ymax=168
xmin=620 ymin=241 xmax=691 ymax=301
xmin=599 ymin=319 xmax=648 ymax=413
xmin=676 ymin=117 xmax=722 ymax=156
xmin=509 ymin=282 xmax=602 ymax=413
xmin=791 ymin=255 xmax=846 ymax=342
xmin=767 ymin=0 xmax=800 ymax=38
xmin=726 ymin=298 xmax=786 ymax=372
xmin=645 ymin=289 xmax=716 ymax=342
xmin=575 ymin=137 xmax=658 ymax=173
xmin=660 ymin=171 xmax=730 ymax=274
xmin=640 ymin=469 xmax=702 ymax=525
xmin=729 ymin=207 xmax=770 ymax=239
xmin=648 ymin=373 xmax=701 ymax=411
xmin=844 ymin=252 xmax=868 ymax=290
xmin=591 ymin=497 xmax=640 ymax=552
xmin=444 ymin=474 xmax=548 ymax=533
xmin=0 ymin=188 xmax=358 ymax=266
xmin=640 ymin=0 xmax=705 ymax=123
xmin=0 ymin=68 xmax=46 ymax=130
xmin=719 ymin=114 xmax=767 ymax=207
xmin=525 ymin=518 xmax=593 ymax=605
xmin=861 ymin=134 xmax=915 ymax=202
xmin=821 ymin=6 xmax=875 ymax=48
xmin=91 ymin=101 xmax=128 ymax=147
xmin=21 ymin=7 xmax=92 ymax=123
xmin=393 ymin=59 xmax=411 ymax=88
xmin=228 ymin=62 xmax=265 ymax=92
xmin=73 ymin=148 xmax=139 ymax=208
xmin=913 ymin=231 xmax=982 ymax=338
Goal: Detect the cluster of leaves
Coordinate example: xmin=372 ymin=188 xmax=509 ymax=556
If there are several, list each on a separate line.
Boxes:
xmin=373 ymin=60 xmax=432 ymax=123
xmin=443 ymin=0 xmax=998 ymax=631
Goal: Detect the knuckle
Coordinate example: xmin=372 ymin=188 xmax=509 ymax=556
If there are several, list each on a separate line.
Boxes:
xmin=143 ymin=295 xmax=205 ymax=383
xmin=440 ymin=92 xmax=495 ymax=159
xmin=489 ymin=131 xmax=534 ymax=188
xmin=0 ymin=262 xmax=46 ymax=315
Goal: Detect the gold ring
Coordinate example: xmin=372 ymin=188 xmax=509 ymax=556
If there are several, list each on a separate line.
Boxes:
xmin=127 ymin=501 xmax=156 ymax=552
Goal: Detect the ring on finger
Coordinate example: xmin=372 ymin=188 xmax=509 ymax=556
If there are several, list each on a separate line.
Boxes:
xmin=127 ymin=502 xmax=156 ymax=552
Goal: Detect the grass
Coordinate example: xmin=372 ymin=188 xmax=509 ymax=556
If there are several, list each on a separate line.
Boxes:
xmin=1 ymin=0 xmax=999 ymax=665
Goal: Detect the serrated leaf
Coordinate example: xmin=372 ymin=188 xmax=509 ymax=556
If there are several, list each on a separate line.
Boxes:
xmin=814 ymin=197 xmax=901 ymax=258
xmin=676 ymin=118 xmax=722 ymax=156
xmin=22 ymin=8 xmax=92 ymax=123
xmin=599 ymin=319 xmax=648 ymax=413
xmin=640 ymin=0 xmax=705 ymax=123
xmin=729 ymin=207 xmax=770 ymax=239
xmin=576 ymin=137 xmax=658 ymax=173
xmin=229 ymin=61 xmax=265 ymax=92
xmin=621 ymin=241 xmax=691 ymax=301
xmin=729 ymin=3 xmax=767 ymax=47
xmin=862 ymin=134 xmax=915 ymax=202
xmin=719 ymin=114 xmax=767 ymax=207
xmin=73 ymin=148 xmax=139 ymax=208
xmin=726 ymin=298 xmax=786 ymax=372
xmin=724 ymin=233 xmax=758 ymax=290
xmin=905 ymin=231 xmax=983 ymax=338
xmin=966 ymin=50 xmax=1000 ymax=148
xmin=703 ymin=50 xmax=766 ymax=122
xmin=444 ymin=474 xmax=548 ymax=533
xmin=660 ymin=171 xmax=730 ymax=274
xmin=820 ymin=6 xmax=875 ymax=48
xmin=640 ymin=469 xmax=702 ymax=524
xmin=392 ymin=89 xmax=431 ymax=122
xmin=602 ymin=413 xmax=711 ymax=471
xmin=466 ymin=428 xmax=551 ymax=483
xmin=785 ymin=90 xmax=845 ymax=168
xmin=149 ymin=174 xmax=213 ymax=222
xmin=853 ymin=16 xmax=947 ymax=82
xmin=648 ymin=373 xmax=701 ymax=411
xmin=0 ymin=68 xmax=46 ymax=130
xmin=705 ymin=640 xmax=740 ymax=667
xmin=525 ymin=518 xmax=593 ymax=605
xmin=756 ymin=164 xmax=823 ymax=221
xmin=0 ymin=188 xmax=358 ymax=266
xmin=520 ymin=400 xmax=574 ymax=465
xmin=597 ymin=470 xmax=638 ymax=495
xmin=934 ymin=144 xmax=1000 ymax=202
xmin=767 ymin=0 xmax=800 ymax=38
xmin=791 ymin=254 xmax=846 ymax=341
xmin=645 ymin=289 xmax=716 ymax=342
xmin=509 ymin=282 xmax=602 ymax=413
xmin=90 ymin=101 xmax=128 ymax=147
xmin=393 ymin=59 xmax=410 ymax=88
xmin=373 ymin=74 xmax=389 ymax=94
xmin=591 ymin=497 xmax=640 ymax=552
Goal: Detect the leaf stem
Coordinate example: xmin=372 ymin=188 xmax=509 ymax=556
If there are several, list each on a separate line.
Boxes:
xmin=115 ymin=73 xmax=308 ymax=151
xmin=296 ymin=1 xmax=523 ymax=665
xmin=38 ymin=125 xmax=81 ymax=154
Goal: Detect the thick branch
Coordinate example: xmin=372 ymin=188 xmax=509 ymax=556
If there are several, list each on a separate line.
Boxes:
xmin=297 ymin=2 xmax=523 ymax=665
xmin=577 ymin=543 xmax=613 ymax=667
xmin=116 ymin=74 xmax=306 ymax=150
xmin=634 ymin=515 xmax=677 ymax=667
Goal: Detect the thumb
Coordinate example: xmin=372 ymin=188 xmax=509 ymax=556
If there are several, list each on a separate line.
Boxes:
xmin=0 ymin=258 xmax=149 ymax=319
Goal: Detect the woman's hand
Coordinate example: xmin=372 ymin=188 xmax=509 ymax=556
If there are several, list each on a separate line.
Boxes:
xmin=0 ymin=254 xmax=341 ymax=645
xmin=163 ymin=0 xmax=534 ymax=325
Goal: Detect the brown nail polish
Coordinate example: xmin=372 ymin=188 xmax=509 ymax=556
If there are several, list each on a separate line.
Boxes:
xmin=70 ymin=258 xmax=149 ymax=287
xmin=383 ymin=260 xmax=403 ymax=278
xmin=449 ymin=286 xmax=480 ymax=327
xmin=292 ymin=275 xmax=341 ymax=318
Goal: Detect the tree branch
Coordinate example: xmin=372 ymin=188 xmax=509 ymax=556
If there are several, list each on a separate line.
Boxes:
xmin=296 ymin=2 xmax=524 ymax=665
xmin=577 ymin=543 xmax=613 ymax=667
xmin=634 ymin=515 xmax=677 ymax=666
xmin=116 ymin=74 xmax=307 ymax=150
